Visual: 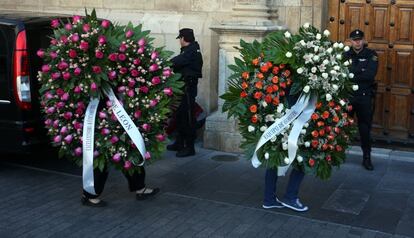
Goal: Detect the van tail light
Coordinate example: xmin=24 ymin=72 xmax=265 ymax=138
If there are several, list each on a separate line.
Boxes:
xmin=13 ymin=30 xmax=32 ymax=110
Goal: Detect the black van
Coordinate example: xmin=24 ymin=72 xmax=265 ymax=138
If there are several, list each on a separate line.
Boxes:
xmin=0 ymin=12 xmax=64 ymax=154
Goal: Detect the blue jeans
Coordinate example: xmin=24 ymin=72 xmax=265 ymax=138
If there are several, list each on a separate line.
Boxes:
xmin=263 ymin=168 xmax=305 ymax=204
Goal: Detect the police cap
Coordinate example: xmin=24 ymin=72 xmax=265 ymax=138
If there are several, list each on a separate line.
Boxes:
xmin=349 ymin=29 xmax=364 ymax=40
xmin=176 ymin=28 xmax=195 ymax=42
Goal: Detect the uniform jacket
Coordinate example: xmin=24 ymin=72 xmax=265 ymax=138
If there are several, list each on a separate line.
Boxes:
xmin=171 ymin=41 xmax=203 ymax=81
xmin=344 ymin=47 xmax=378 ymax=96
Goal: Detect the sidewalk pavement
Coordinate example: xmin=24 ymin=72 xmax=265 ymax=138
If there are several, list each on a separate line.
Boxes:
xmin=0 ymin=143 xmax=413 ymax=238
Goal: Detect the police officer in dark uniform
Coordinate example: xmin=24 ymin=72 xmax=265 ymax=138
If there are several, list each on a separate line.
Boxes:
xmin=167 ymin=28 xmax=203 ymax=157
xmin=344 ymin=29 xmax=378 ymax=171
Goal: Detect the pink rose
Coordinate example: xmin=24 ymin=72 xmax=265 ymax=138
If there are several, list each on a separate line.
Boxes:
xmin=133 ymin=58 xmax=141 ymax=65
xmin=79 ymin=41 xmax=89 ymax=51
xmin=72 ymin=15 xmax=82 ymax=24
xmin=119 ymin=44 xmax=127 ymax=52
xmin=137 ymin=47 xmax=145 ymax=54
xmin=130 ymin=69 xmax=139 ymax=77
xmin=91 ymin=82 xmax=98 ymax=91
xmin=163 ymin=87 xmax=173 ymax=96
xmin=101 ymin=128 xmax=110 ymax=135
xmin=63 ymin=112 xmax=73 ymax=120
xmin=119 ymin=67 xmax=128 ymax=74
xmin=126 ymin=30 xmax=134 ymax=38
xmin=61 ymin=93 xmax=69 ymax=101
xmin=74 ymin=67 xmax=81 ymax=76
xmin=98 ymin=35 xmax=106 ymax=45
xmin=92 ymin=66 xmax=102 ymax=74
xmin=134 ymin=110 xmax=141 ymax=119
xmin=95 ymin=51 xmax=104 ymax=59
xmin=117 ymin=86 xmax=126 ymax=93
xmin=50 ymin=51 xmax=58 ymax=59
xmin=41 ymin=65 xmax=50 ymax=73
xmin=108 ymin=71 xmax=117 ymax=80
xmin=128 ymin=79 xmax=136 ymax=88
xmin=98 ymin=111 xmax=107 ymax=119
xmin=68 ymin=49 xmax=77 ymax=58
xmin=56 ymin=102 xmax=65 ymax=109
xmin=51 ymin=19 xmax=59 ymax=28
xmin=101 ymin=20 xmax=110 ymax=28
xmin=108 ymin=53 xmax=118 ymax=62
xmin=149 ymin=64 xmax=159 ymax=72
xmin=64 ymin=23 xmax=72 ymax=31
xmin=60 ymin=35 xmax=68 ymax=44
xmin=74 ymin=121 xmax=82 ymax=130
xmin=56 ymin=88 xmax=64 ymax=96
xmin=64 ymin=135 xmax=73 ymax=144
xmin=58 ymin=61 xmax=68 ymax=70
xmin=44 ymin=119 xmax=52 ymax=126
xmin=163 ymin=69 xmax=172 ymax=77
xmin=82 ymin=23 xmax=90 ymax=32
xmin=74 ymin=86 xmax=81 ymax=94
xmin=75 ymin=108 xmax=83 ymax=115
xmin=118 ymin=53 xmax=126 ymax=61
xmin=46 ymin=107 xmax=55 ymax=114
xmin=149 ymin=99 xmax=158 ymax=107
xmin=45 ymin=92 xmax=53 ymax=99
xmin=142 ymin=123 xmax=151 ymax=132
xmin=60 ymin=126 xmax=68 ymax=135
xmin=71 ymin=34 xmax=79 ymax=42
xmin=51 ymin=72 xmax=61 ymax=80
xmin=139 ymin=86 xmax=148 ymax=94
xmin=150 ymin=51 xmax=159 ymax=60
xmin=127 ymin=90 xmax=135 ymax=97
xmin=37 ymin=49 xmax=44 ymax=58
xmin=156 ymin=134 xmax=165 ymax=142
xmin=74 ymin=147 xmax=82 ymax=157
xmin=110 ymin=136 xmax=119 ymax=144
xmin=112 ymin=153 xmax=121 ymax=162
xmin=53 ymin=135 xmax=62 ymax=143
xmin=123 ymin=161 xmax=132 ymax=170
xmin=53 ymin=120 xmax=59 ymax=128
xmin=144 ymin=151 xmax=151 ymax=160
xmin=106 ymin=100 xmax=112 ymax=107
xmin=151 ymin=76 xmax=161 ymax=85
xmin=50 ymin=39 xmax=58 ymax=45
xmin=138 ymin=38 xmax=146 ymax=46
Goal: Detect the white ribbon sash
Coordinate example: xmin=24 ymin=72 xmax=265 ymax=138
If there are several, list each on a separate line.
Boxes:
xmin=82 ymin=98 xmax=100 ymax=195
xmin=82 ymin=88 xmax=147 ymax=194
xmin=251 ymin=94 xmax=310 ymax=168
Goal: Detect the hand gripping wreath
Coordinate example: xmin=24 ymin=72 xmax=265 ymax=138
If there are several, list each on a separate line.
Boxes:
xmin=37 ymin=10 xmax=183 ymax=193
xmin=221 ymin=23 xmax=358 ymax=180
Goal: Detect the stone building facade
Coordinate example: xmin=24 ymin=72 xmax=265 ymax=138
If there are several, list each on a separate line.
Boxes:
xmin=0 ymin=0 xmax=327 ymax=152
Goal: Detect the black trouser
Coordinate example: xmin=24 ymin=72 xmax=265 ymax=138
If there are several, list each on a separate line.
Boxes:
xmin=175 ymin=78 xmax=198 ymax=149
xmin=350 ymin=95 xmax=373 ymax=157
xmin=83 ymin=166 xmax=146 ymax=199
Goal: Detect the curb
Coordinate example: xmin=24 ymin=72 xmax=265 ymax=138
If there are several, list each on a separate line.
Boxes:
xmin=346 ymin=146 xmax=414 ymax=163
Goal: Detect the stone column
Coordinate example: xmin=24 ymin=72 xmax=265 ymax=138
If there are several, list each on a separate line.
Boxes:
xmin=203 ymin=0 xmax=285 ymax=152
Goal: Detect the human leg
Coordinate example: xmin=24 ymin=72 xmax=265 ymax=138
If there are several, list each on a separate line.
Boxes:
xmin=262 ymin=168 xmax=283 ymax=209
xmin=82 ymin=166 xmax=109 ymax=207
xmin=123 ymin=167 xmax=159 ymax=200
xmin=280 ymin=168 xmax=308 ymax=212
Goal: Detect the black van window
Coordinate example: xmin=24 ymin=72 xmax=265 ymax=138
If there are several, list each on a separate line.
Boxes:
xmin=0 ymin=25 xmax=14 ymax=100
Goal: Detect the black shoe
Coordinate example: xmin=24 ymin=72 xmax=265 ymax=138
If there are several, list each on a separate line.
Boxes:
xmin=167 ymin=142 xmax=183 ymax=151
xmin=362 ymin=157 xmax=374 ymax=171
xmin=136 ymin=187 xmax=160 ymax=200
xmin=81 ymin=196 xmax=107 ymax=207
xmin=176 ymin=147 xmax=195 ymax=157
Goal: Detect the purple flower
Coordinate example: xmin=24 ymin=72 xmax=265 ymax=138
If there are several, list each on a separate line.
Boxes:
xmin=163 ymin=69 xmax=172 ymax=77
xmin=119 ymin=67 xmax=128 ymax=74
xmin=72 ymin=15 xmax=82 ymax=24
xmin=118 ymin=53 xmax=126 ymax=61
xmin=98 ymin=35 xmax=106 ymax=45
xmin=74 ymin=86 xmax=81 ymax=94
xmin=144 ymin=151 xmax=151 ymax=160
xmin=51 ymin=19 xmax=59 ymax=28
xmin=112 ymin=153 xmax=121 ymax=162
xmin=137 ymin=47 xmax=145 ymax=54
xmin=68 ymin=49 xmax=77 ymax=58
xmin=51 ymin=72 xmax=61 ymax=80
xmin=74 ymin=147 xmax=82 ymax=156
xmin=79 ymin=41 xmax=89 ymax=51
xmin=50 ymin=51 xmax=58 ymax=59
xmin=108 ymin=53 xmax=118 ymax=61
xmin=95 ymin=51 xmax=104 ymax=59
xmin=64 ymin=135 xmax=73 ymax=144
xmin=127 ymin=90 xmax=135 ymax=97
xmin=149 ymin=99 xmax=158 ymax=107
xmin=50 ymin=39 xmax=58 ymax=45
xmin=126 ymin=30 xmax=134 ymax=38
xmin=74 ymin=67 xmax=81 ymax=76
xmin=46 ymin=107 xmax=55 ymax=114
xmin=101 ymin=128 xmax=110 ymax=135
xmin=139 ymin=86 xmax=149 ymax=94
xmin=92 ymin=66 xmax=102 ymax=74
xmin=71 ymin=33 xmax=80 ymax=42
xmin=151 ymin=76 xmax=161 ymax=85
xmin=63 ymin=112 xmax=73 ymax=120
xmin=110 ymin=136 xmax=119 ymax=144
xmin=91 ymin=82 xmax=98 ymax=91
xmin=60 ymin=126 xmax=68 ymax=135
xmin=123 ymin=161 xmax=132 ymax=170
xmin=150 ymin=51 xmax=159 ymax=60
xmin=119 ymin=43 xmax=127 ymax=52
xmin=134 ymin=110 xmax=141 ymax=119
xmin=142 ymin=123 xmax=151 ymax=132
xmin=138 ymin=38 xmax=146 ymax=46
xmin=156 ymin=134 xmax=165 ymax=142
xmin=64 ymin=23 xmax=73 ymax=31
xmin=41 ymin=65 xmax=50 ymax=73
xmin=163 ymin=87 xmax=173 ymax=96
xmin=98 ymin=111 xmax=107 ymax=119
xmin=133 ymin=58 xmax=141 ymax=65
xmin=61 ymin=92 xmax=70 ymax=101
xmin=101 ymin=20 xmax=111 ymax=28
xmin=37 ymin=49 xmax=45 ymax=58
xmin=58 ymin=61 xmax=68 ymax=70
xmin=53 ymin=135 xmax=62 ymax=143
xmin=82 ymin=23 xmax=90 ymax=32
xmin=149 ymin=64 xmax=159 ymax=72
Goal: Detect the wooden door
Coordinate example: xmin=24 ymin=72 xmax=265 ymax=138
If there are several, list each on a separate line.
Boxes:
xmin=328 ymin=0 xmax=414 ymax=144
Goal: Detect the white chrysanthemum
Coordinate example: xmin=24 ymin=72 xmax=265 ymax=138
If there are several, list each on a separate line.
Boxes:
xmin=322 ymin=73 xmax=329 ymax=79
xmin=277 ymin=103 xmax=284 ymax=113
xmin=344 ymin=60 xmax=350 ymax=66
xmin=300 ymin=40 xmax=306 ymax=46
xmin=339 ymin=100 xmax=346 ymax=106
xmin=313 ymin=55 xmax=320 ymax=61
xmin=339 ymin=43 xmax=344 ymax=49
xmin=284 ymin=31 xmax=291 ymax=38
xmin=316 ymin=33 xmax=322 ymax=40
xmin=311 ymin=67 xmax=317 ymax=73
xmin=323 ymin=29 xmax=330 ymax=37
xmin=260 ymin=126 xmax=268 ymax=132
xmin=314 ymin=46 xmax=319 ymax=53
xmin=264 ymin=152 xmax=269 ymax=160
xmin=352 ymin=85 xmax=359 ymax=91
xmin=262 ymin=101 xmax=268 ymax=108
xmin=265 ymin=114 xmax=275 ymax=122
xmin=326 ymin=93 xmax=332 ymax=101
xmin=330 ymin=70 xmax=337 ymax=75
xmin=301 ymin=129 xmax=306 ymax=134
xmin=271 ymin=136 xmax=277 ymax=142
xmin=336 ymin=54 xmax=342 ymax=60
xmin=334 ymin=65 xmax=340 ymax=71
xmin=323 ymin=59 xmax=330 ymax=65
xmin=333 ymin=42 xmax=339 ymax=48
xmin=284 ymin=157 xmax=290 ymax=164
xmin=303 ymin=22 xmax=310 ymax=28
xmin=349 ymin=73 xmax=354 ymax=78
xmin=286 ymin=52 xmax=293 ymax=58
xmin=282 ymin=143 xmax=288 ymax=150
xmin=304 ymin=123 xmax=309 ymax=128
xmin=297 ymin=67 xmax=304 ymax=74
xmin=303 ymin=85 xmax=310 ymax=93
xmin=344 ymin=45 xmax=350 ymax=52
xmin=304 ymin=141 xmax=311 ymax=147
xmin=297 ymin=155 xmax=303 ymax=163
xmin=332 ymin=84 xmax=339 ymax=91
xmin=326 ymin=48 xmax=333 ymax=54
xmin=248 ymin=125 xmax=255 ymax=132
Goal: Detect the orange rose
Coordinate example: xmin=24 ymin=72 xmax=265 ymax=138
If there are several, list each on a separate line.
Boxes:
xmin=266 ymin=86 xmax=273 ymax=94
xmin=272 ymin=97 xmax=280 ymax=105
xmin=265 ymin=94 xmax=272 ymax=103
xmin=279 ymin=91 xmax=285 ymax=97
xmin=325 ymin=155 xmax=332 ymax=162
xmin=272 ymin=66 xmax=279 ymax=75
xmin=279 ymin=64 xmax=286 ymax=69
xmin=325 ymin=126 xmax=332 ymax=133
xmin=260 ymin=65 xmax=269 ymax=73
xmin=280 ymin=82 xmax=286 ymax=89
xmin=319 ymin=129 xmax=325 ymax=136
xmin=317 ymin=121 xmax=325 ymax=127
xmin=328 ymin=101 xmax=335 ymax=107
xmin=334 ymin=105 xmax=341 ymax=111
xmin=242 ymin=71 xmax=249 ymax=80
xmin=254 ymin=91 xmax=263 ymax=99
xmin=311 ymin=130 xmax=319 ymax=138
xmin=322 ymin=144 xmax=328 ymax=151
xmin=252 ymin=58 xmax=260 ymax=66
xmin=315 ymin=102 xmax=322 ymax=109
xmin=332 ymin=116 xmax=339 ymax=123
xmin=249 ymin=105 xmax=257 ymax=113
xmin=251 ymin=114 xmax=258 ymax=123
xmin=271 ymin=76 xmax=279 ymax=84
xmin=286 ymin=78 xmax=292 ymax=86
xmin=322 ymin=111 xmax=330 ymax=119
xmin=308 ymin=158 xmax=315 ymax=167
xmin=336 ymin=145 xmax=343 ymax=152
xmin=266 ymin=61 xmax=273 ymax=68
xmin=241 ymin=81 xmax=248 ymax=89
xmin=311 ymin=140 xmax=319 ymax=148
xmin=283 ymin=70 xmax=291 ymax=77
xmin=240 ymin=91 xmax=247 ymax=98
xmin=255 ymin=81 xmax=263 ymax=89
xmin=257 ymin=72 xmax=264 ymax=80
xmin=272 ymin=85 xmax=279 ymax=92
xmin=327 ymin=134 xmax=335 ymax=141
xmin=311 ymin=113 xmax=319 ymax=120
